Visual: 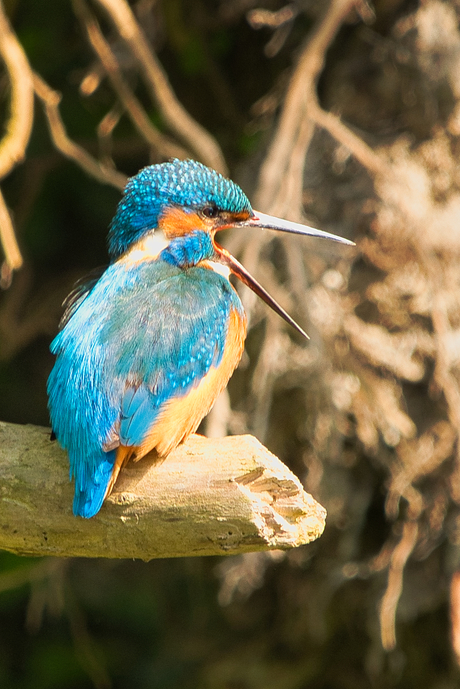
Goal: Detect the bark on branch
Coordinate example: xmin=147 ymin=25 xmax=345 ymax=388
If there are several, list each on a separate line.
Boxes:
xmin=0 ymin=421 xmax=326 ymax=560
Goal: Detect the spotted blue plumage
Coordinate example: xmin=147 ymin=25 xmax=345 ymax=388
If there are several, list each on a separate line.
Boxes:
xmin=49 ymin=235 xmax=243 ymax=517
xmin=48 ymin=160 xmax=251 ymax=518
xmin=108 ymin=159 xmax=252 ymax=259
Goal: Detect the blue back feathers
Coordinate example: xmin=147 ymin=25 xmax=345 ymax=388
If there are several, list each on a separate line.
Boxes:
xmin=108 ymin=159 xmax=252 ymax=259
xmin=49 ymin=259 xmax=242 ymax=517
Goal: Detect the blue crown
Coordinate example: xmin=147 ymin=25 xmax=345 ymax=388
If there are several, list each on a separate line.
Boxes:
xmin=108 ymin=159 xmax=252 ymax=259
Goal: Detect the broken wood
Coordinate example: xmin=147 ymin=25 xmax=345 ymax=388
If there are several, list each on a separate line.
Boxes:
xmin=0 ymin=421 xmax=326 ymax=560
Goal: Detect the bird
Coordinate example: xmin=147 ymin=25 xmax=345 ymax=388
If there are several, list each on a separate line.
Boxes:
xmin=48 ymin=159 xmax=353 ymax=518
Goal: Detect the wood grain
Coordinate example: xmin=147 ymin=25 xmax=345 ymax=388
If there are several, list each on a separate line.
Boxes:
xmin=0 ymin=421 xmax=326 ymax=560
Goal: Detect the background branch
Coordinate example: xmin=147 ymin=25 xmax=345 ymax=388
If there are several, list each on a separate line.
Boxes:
xmin=33 ymin=74 xmax=128 ymax=190
xmin=255 ymin=0 xmax=358 ymax=214
xmin=0 ymin=0 xmax=34 ymax=275
xmin=0 ymin=190 xmax=22 ymax=283
xmin=74 ymin=0 xmax=188 ymax=162
xmin=93 ymin=0 xmax=227 ymax=173
xmin=0 ymin=1 xmax=34 ymax=179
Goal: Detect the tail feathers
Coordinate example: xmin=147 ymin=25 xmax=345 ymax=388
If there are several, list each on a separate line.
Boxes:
xmin=72 ymin=449 xmax=117 ymax=518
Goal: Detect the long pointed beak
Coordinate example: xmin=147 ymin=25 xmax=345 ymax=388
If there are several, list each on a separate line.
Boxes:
xmin=241 ymin=210 xmax=355 ymax=246
xmin=213 ymin=211 xmax=353 ymax=339
xmin=215 ymin=245 xmax=310 ymax=339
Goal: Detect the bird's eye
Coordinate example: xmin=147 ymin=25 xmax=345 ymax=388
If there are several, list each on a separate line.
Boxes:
xmin=202 ymin=205 xmax=219 ymax=219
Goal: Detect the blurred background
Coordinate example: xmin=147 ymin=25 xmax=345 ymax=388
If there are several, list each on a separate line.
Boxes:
xmin=1 ymin=0 xmax=460 ymax=687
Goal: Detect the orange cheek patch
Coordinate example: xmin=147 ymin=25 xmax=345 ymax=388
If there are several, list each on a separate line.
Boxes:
xmin=158 ymin=207 xmax=207 ymax=239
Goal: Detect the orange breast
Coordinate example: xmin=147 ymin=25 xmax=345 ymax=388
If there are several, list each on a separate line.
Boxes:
xmin=106 ymin=307 xmax=247 ymax=499
xmin=138 ymin=307 xmax=246 ymax=456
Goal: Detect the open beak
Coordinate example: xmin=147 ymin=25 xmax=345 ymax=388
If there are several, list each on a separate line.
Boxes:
xmin=215 ymin=210 xmax=354 ymax=340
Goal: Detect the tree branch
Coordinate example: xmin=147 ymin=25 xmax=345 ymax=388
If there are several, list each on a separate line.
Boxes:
xmin=74 ymin=0 xmax=189 ymax=162
xmin=33 ymin=74 xmax=128 ymax=190
xmin=0 ymin=189 xmax=22 ymax=281
xmin=0 ymin=0 xmax=34 ymax=276
xmin=93 ymin=0 xmax=227 ymax=174
xmin=0 ymin=421 xmax=326 ymax=560
xmin=255 ymin=0 xmax=358 ymax=213
xmin=0 ymin=1 xmax=34 ymax=179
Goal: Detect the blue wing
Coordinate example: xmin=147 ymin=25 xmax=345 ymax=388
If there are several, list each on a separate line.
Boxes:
xmin=48 ymin=257 xmax=242 ymax=517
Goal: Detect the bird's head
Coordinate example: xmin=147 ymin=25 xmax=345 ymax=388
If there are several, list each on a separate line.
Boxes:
xmin=108 ymin=159 xmax=354 ymax=338
xmin=108 ymin=159 xmax=252 ymax=258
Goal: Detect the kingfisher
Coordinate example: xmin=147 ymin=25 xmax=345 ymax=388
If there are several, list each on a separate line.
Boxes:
xmin=48 ymin=159 xmax=352 ymax=518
